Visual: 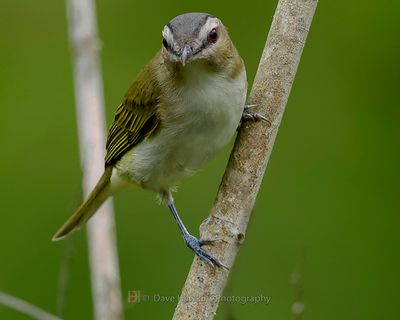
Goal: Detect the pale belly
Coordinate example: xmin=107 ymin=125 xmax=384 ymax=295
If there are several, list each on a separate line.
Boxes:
xmin=114 ymin=68 xmax=247 ymax=193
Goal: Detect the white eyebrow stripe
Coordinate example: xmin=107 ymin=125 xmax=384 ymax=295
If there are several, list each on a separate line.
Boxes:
xmin=198 ymin=17 xmax=220 ymax=40
xmin=162 ymin=26 xmax=174 ymax=45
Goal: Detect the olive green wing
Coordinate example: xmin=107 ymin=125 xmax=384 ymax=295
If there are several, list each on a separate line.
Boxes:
xmin=105 ymin=62 xmax=161 ymax=166
xmin=105 ymin=102 xmax=160 ymax=166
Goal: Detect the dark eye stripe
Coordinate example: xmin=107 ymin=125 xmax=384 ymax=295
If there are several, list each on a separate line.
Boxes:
xmin=162 ymin=38 xmax=169 ymax=49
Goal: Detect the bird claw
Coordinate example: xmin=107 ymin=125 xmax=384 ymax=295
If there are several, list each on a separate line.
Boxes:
xmin=242 ymin=112 xmax=269 ymax=122
xmin=199 ymin=238 xmax=218 ymax=246
xmin=241 ymin=104 xmax=270 ymax=125
xmin=184 ymin=234 xmax=228 ymax=269
xmin=244 ymin=104 xmax=257 ymax=110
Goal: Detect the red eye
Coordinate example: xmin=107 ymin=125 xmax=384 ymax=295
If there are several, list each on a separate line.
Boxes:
xmin=207 ymin=28 xmax=218 ymax=43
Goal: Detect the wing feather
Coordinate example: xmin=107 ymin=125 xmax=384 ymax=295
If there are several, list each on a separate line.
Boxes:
xmin=104 ymin=59 xmax=161 ymax=166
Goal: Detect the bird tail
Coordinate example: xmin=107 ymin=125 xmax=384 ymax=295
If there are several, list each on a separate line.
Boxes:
xmin=52 ymin=166 xmax=114 ymax=241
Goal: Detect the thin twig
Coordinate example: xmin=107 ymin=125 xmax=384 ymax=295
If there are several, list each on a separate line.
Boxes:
xmin=56 ymin=238 xmax=74 ymax=317
xmin=172 ymin=1 xmax=318 ymax=319
xmin=65 ymin=0 xmax=123 ymax=319
xmin=0 ymin=291 xmax=62 ymax=320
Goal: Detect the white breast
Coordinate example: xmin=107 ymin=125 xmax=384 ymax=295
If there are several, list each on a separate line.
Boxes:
xmin=116 ymin=65 xmax=247 ymax=192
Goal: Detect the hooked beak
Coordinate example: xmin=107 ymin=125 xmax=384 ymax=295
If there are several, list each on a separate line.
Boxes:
xmin=180 ymin=45 xmax=192 ymax=67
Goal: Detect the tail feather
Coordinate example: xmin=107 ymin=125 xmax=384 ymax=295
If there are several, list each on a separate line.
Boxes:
xmin=52 ymin=167 xmax=113 ymax=241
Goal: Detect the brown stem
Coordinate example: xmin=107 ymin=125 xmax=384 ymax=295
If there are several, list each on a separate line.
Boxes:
xmin=172 ymin=1 xmax=318 ymax=319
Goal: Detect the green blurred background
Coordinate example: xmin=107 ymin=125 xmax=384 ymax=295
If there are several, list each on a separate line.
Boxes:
xmin=0 ymin=0 xmax=399 ymax=319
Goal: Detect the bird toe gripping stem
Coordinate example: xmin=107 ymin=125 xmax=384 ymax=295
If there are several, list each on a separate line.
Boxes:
xmin=183 ymin=234 xmax=228 ymax=269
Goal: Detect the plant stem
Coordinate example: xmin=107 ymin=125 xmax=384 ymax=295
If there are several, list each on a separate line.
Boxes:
xmin=172 ymin=1 xmax=318 ymax=319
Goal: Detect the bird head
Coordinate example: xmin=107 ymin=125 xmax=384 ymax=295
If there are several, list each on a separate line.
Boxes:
xmin=161 ymin=13 xmax=232 ymax=67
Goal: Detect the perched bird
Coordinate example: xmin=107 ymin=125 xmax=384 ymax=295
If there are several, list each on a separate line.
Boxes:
xmin=53 ymin=12 xmax=263 ymax=268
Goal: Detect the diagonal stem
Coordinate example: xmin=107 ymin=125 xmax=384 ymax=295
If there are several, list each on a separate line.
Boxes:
xmin=0 ymin=291 xmax=62 ymax=320
xmin=172 ymin=1 xmax=318 ymax=319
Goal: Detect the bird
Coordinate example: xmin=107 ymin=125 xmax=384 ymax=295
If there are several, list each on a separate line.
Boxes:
xmin=53 ymin=12 xmax=264 ymax=268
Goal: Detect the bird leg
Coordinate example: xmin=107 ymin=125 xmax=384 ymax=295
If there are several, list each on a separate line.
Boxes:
xmin=240 ymin=104 xmax=270 ymax=124
xmin=164 ymin=193 xmax=228 ymax=269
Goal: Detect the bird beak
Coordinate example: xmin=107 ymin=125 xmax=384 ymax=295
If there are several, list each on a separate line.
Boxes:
xmin=180 ymin=45 xmax=192 ymax=67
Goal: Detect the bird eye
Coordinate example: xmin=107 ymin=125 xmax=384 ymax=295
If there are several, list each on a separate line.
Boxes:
xmin=207 ymin=28 xmax=218 ymax=43
xmin=162 ymin=38 xmax=169 ymax=49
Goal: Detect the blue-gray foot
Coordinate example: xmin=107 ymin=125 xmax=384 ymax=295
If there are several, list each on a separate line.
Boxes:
xmin=183 ymin=234 xmax=228 ymax=269
xmin=165 ymin=193 xmax=228 ymax=269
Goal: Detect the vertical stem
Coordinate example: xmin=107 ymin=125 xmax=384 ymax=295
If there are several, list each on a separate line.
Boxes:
xmin=173 ymin=1 xmax=318 ymax=319
xmin=65 ymin=0 xmax=123 ymax=319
